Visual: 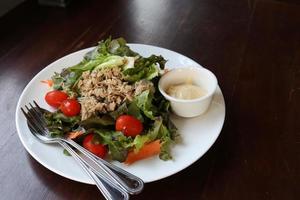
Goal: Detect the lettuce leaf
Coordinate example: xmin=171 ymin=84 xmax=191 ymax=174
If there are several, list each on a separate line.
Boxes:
xmin=109 ymin=101 xmax=144 ymax=122
xmin=133 ymin=119 xmax=162 ymax=152
xmin=133 ymin=90 xmax=157 ymax=120
xmin=132 ymin=117 xmax=174 ymax=160
xmin=145 ymin=64 xmax=159 ymax=80
xmin=122 ymin=55 xmax=166 ymax=82
xmin=93 ymin=55 xmax=125 ymax=71
xmin=158 ymin=123 xmax=173 ymax=160
xmin=68 ymin=57 xmax=106 ymax=72
xmin=97 ymin=37 xmax=138 ymax=57
xmin=109 ymin=103 xmax=128 ymax=120
xmin=79 ymin=116 xmax=115 ymax=129
xmin=43 ymin=110 xmax=80 ymax=137
xmin=127 ymin=102 xmax=144 ymax=122
xmin=94 ymin=130 xmax=133 ymax=162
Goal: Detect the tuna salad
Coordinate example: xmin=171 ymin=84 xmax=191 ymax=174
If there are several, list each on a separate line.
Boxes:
xmin=42 ymin=37 xmax=178 ymax=164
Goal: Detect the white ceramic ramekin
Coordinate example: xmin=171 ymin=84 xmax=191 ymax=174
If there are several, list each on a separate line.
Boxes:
xmin=158 ymin=67 xmax=218 ymax=117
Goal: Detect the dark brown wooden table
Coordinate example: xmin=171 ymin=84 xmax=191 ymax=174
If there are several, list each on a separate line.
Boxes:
xmin=0 ymin=0 xmax=299 ymax=199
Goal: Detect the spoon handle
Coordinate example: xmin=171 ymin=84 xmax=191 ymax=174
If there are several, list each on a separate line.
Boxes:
xmin=65 ymin=139 xmax=144 ymax=195
xmin=58 ymin=141 xmax=129 ymax=200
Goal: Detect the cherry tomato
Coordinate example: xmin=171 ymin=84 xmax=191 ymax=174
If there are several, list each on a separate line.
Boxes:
xmin=60 ymin=99 xmax=81 ymax=116
xmin=115 ymin=115 xmax=143 ymax=137
xmin=45 ymin=90 xmax=68 ymax=108
xmin=83 ymin=134 xmax=107 ymax=158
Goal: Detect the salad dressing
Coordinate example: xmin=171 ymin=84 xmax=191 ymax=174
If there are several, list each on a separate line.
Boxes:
xmin=167 ymin=83 xmax=206 ymax=100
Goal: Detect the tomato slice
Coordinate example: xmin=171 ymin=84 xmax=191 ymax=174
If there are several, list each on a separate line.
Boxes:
xmin=115 ymin=115 xmax=143 ymax=137
xmin=45 ymin=90 xmax=68 ymax=108
xmin=83 ymin=134 xmax=107 ymax=158
xmin=60 ymin=99 xmax=81 ymax=117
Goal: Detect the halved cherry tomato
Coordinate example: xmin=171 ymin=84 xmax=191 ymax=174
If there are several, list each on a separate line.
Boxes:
xmin=83 ymin=134 xmax=107 ymax=158
xmin=115 ymin=115 xmax=143 ymax=137
xmin=60 ymin=99 xmax=81 ymax=116
xmin=45 ymin=90 xmax=68 ymax=108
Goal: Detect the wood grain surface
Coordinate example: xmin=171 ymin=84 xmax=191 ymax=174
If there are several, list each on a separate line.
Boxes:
xmin=0 ymin=0 xmax=299 ymax=199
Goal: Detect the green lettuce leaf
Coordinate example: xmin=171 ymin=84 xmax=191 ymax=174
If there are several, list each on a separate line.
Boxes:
xmin=133 ymin=119 xmax=162 ymax=152
xmin=132 ymin=117 xmax=174 ymax=160
xmin=68 ymin=57 xmax=106 ymax=72
xmin=93 ymin=55 xmax=125 ymax=71
xmin=158 ymin=123 xmax=173 ymax=160
xmin=51 ymin=69 xmax=82 ymax=96
xmin=63 ymin=149 xmax=71 ymax=156
xmin=97 ymin=37 xmax=138 ymax=57
xmin=43 ymin=110 xmax=80 ymax=137
xmin=122 ymin=55 xmax=166 ymax=82
xmin=133 ymin=90 xmax=157 ymax=120
xmin=94 ymin=130 xmax=133 ymax=162
xmin=108 ymin=102 xmax=144 ymax=122
xmin=145 ymin=64 xmax=159 ymax=80
xmin=127 ymin=102 xmax=144 ymax=122
xmin=109 ymin=103 xmax=128 ymax=120
xmin=79 ymin=116 xmax=115 ymax=129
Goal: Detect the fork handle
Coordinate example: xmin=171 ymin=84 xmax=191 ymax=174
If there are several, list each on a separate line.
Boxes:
xmin=58 ymin=141 xmax=129 ymax=200
xmin=65 ymin=139 xmax=144 ymax=195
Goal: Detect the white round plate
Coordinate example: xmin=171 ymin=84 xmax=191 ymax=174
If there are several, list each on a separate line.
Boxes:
xmin=15 ymin=44 xmax=225 ymax=184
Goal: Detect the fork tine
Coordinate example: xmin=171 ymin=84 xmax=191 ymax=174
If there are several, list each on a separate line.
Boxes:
xmin=25 ymin=105 xmax=31 ymax=113
xmin=29 ymin=103 xmax=40 ymax=115
xmin=21 ymin=107 xmax=27 ymax=116
xmin=24 ymin=105 xmax=36 ymax=123
xmin=29 ymin=103 xmax=48 ymax=127
xmin=28 ymin=103 xmax=46 ymax=126
xmin=21 ymin=108 xmax=42 ymax=136
xmin=32 ymin=102 xmax=47 ymax=126
xmin=33 ymin=102 xmax=48 ymax=127
xmin=33 ymin=101 xmax=41 ymax=110
xmin=24 ymin=106 xmax=42 ymax=131
xmin=22 ymin=106 xmax=51 ymax=143
xmin=21 ymin=107 xmax=30 ymax=121
xmin=32 ymin=101 xmax=43 ymax=115
xmin=25 ymin=105 xmax=48 ymax=136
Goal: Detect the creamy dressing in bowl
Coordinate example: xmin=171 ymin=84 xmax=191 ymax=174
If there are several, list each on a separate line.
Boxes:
xmin=158 ymin=67 xmax=218 ymax=117
xmin=167 ymin=83 xmax=207 ymax=100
